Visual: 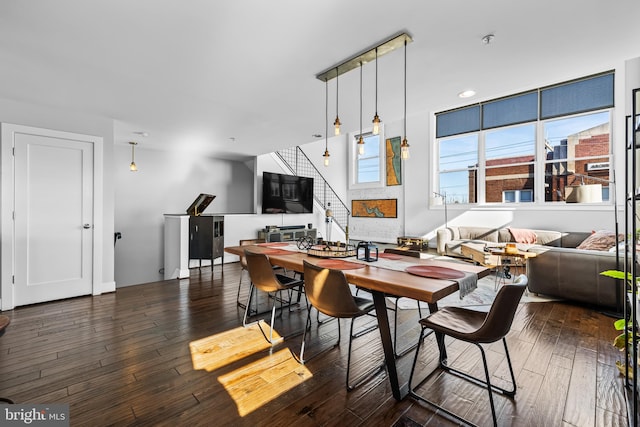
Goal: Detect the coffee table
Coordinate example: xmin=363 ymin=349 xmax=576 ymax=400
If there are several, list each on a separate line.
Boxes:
xmin=460 ymin=242 xmax=536 ymax=289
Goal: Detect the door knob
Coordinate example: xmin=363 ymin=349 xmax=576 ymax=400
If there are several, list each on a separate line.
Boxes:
xmin=83 ymin=224 xmax=91 ymax=229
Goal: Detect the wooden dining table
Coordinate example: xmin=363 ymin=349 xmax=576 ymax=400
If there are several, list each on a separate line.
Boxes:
xmin=224 ymin=243 xmax=490 ymax=400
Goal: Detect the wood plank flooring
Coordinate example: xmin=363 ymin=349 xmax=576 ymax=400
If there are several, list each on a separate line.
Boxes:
xmin=0 ymin=262 xmax=630 ymax=426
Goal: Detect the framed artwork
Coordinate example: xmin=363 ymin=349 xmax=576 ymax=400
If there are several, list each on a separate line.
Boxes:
xmin=386 ymin=136 xmax=402 ymax=186
xmin=351 ymin=199 xmax=397 ymax=218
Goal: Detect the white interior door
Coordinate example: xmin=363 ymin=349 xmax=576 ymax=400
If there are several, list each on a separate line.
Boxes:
xmin=13 ymin=132 xmax=94 ymax=306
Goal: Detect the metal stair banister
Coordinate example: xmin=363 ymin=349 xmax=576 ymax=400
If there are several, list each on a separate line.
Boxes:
xmin=275 ymin=147 xmax=350 ymax=237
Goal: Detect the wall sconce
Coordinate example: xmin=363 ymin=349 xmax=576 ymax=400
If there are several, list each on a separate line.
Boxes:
xmin=129 ymin=141 xmax=138 ymax=172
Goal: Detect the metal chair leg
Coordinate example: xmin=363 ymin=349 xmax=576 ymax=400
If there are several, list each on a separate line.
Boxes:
xmin=409 ymin=328 xmax=516 ymax=427
xmin=345 ymin=317 xmax=385 ymax=391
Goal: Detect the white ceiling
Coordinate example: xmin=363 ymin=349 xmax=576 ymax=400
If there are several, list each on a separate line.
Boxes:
xmin=1 ymin=0 xmax=639 ymax=161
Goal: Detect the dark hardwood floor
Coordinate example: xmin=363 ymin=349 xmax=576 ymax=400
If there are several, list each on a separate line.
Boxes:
xmin=0 ymin=262 xmax=630 ymax=426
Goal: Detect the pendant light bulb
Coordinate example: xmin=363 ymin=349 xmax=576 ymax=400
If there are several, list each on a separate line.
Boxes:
xmin=357 ymin=136 xmax=365 ymax=155
xmin=400 ymin=138 xmax=410 ymax=160
xmin=129 ymin=141 xmax=138 ymax=172
xmin=401 ymin=39 xmax=410 ymax=160
xmin=358 ymin=62 xmax=364 ymax=157
xmin=323 ymin=79 xmax=330 ymax=167
xmin=372 ymin=48 xmax=381 ymax=135
xmin=372 ymin=114 xmax=380 ymax=135
xmin=333 ymin=68 xmax=341 ymax=136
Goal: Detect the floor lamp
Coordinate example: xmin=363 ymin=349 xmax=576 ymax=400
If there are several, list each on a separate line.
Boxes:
xmin=432 ymin=191 xmax=448 ymax=230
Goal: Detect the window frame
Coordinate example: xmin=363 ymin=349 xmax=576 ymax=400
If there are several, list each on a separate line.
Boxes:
xmin=434 ymin=108 xmax=613 ymax=206
xmin=349 ymin=128 xmax=385 ymax=190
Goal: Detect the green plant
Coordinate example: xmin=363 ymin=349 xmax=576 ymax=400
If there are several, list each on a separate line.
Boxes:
xmin=601 ymin=269 xmax=639 ymax=378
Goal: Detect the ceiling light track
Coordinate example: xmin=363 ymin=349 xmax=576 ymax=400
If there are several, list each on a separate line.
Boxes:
xmin=316 ymin=31 xmax=413 ymax=82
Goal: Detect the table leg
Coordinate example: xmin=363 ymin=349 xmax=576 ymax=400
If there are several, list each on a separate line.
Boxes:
xmin=371 ymin=290 xmax=407 ymax=400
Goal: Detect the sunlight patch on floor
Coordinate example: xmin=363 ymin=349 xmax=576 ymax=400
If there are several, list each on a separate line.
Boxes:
xmin=217 ymin=348 xmax=313 ymax=417
xmin=189 ymin=321 xmax=280 ymax=372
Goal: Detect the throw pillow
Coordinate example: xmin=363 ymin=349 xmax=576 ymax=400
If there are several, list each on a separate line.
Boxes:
xmin=576 ymin=230 xmax=623 ymax=251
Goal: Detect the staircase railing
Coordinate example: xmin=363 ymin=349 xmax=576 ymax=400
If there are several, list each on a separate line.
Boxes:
xmin=275 ymin=146 xmax=350 ymax=236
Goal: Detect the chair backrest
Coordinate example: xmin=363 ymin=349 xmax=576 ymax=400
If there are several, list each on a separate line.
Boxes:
xmin=245 ymin=251 xmax=283 ymax=292
xmin=239 ymin=239 xmax=265 ymax=269
xmin=472 ymin=275 xmax=527 ymax=343
xmin=303 ymin=260 xmax=363 ymax=318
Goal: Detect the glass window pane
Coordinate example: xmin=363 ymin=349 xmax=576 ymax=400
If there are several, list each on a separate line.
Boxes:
xmin=439 ymin=134 xmax=478 ymax=171
xmin=544 ymin=111 xmax=610 ymax=162
xmin=436 ymin=105 xmax=480 ymax=138
xmin=486 ymin=162 xmax=534 ymax=203
xmin=520 ymin=190 xmax=533 ymax=202
xmin=483 ymin=92 xmax=538 ymax=129
xmin=439 ymin=170 xmax=477 ymax=204
xmin=541 ymin=73 xmax=614 ymax=119
xmin=503 ymin=191 xmax=516 ymax=203
xmin=486 ymin=124 xmax=535 ymax=163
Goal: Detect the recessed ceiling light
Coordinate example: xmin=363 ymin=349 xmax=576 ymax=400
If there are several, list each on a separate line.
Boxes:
xmin=133 ymin=131 xmax=149 ymax=137
xmin=458 ymin=90 xmax=476 ymax=98
xmin=312 ymin=134 xmax=322 ymax=138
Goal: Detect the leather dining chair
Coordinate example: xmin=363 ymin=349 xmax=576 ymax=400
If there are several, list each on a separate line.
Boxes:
xmin=298 ymin=260 xmax=385 ymax=391
xmin=236 ymin=238 xmax=266 ymax=309
xmin=408 ymin=274 xmax=528 ymax=426
xmin=242 ymin=250 xmax=304 ymax=344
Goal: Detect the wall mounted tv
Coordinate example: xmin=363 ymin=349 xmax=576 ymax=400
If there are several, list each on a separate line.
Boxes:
xmin=262 ymin=172 xmax=314 ymax=214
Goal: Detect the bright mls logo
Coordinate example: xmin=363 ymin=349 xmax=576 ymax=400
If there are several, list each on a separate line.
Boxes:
xmin=1 ymin=405 xmax=69 ymax=426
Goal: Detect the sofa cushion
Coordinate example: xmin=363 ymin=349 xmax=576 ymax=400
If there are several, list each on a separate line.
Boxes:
xmin=507 ymin=227 xmax=538 ymax=243
xmin=458 ymin=226 xmax=498 ymax=242
xmin=576 ymin=230 xmax=622 ymax=251
xmin=533 ymin=230 xmax=563 ymax=246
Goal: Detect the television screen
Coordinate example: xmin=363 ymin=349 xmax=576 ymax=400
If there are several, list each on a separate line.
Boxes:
xmin=262 ymin=172 xmax=313 ymax=214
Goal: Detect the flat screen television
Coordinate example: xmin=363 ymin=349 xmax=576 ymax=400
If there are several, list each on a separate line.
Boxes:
xmin=262 ymin=172 xmax=313 ymax=214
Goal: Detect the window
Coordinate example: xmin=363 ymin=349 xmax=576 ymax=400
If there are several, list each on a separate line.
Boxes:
xmin=503 ymin=189 xmax=533 ymax=203
xmin=485 ymin=124 xmax=535 ymax=203
xmin=543 ymin=111 xmax=611 ymax=202
xmin=435 ymin=72 xmax=613 ymax=205
xmin=438 ymin=134 xmax=478 ymax=203
xmin=355 ymin=133 xmax=381 ymax=184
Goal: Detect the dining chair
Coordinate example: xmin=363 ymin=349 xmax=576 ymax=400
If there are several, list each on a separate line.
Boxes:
xmin=236 ymin=238 xmax=266 ymax=309
xmin=408 ymin=274 xmax=528 ymax=426
xmin=242 ymin=250 xmax=304 ymax=344
xmin=298 ymin=260 xmax=385 ymax=391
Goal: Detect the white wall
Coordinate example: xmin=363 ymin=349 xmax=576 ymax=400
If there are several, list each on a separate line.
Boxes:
xmin=0 ymin=97 xmax=115 ymax=294
xmin=306 ymin=60 xmax=637 ymax=246
xmin=114 ymin=145 xmax=254 ymax=286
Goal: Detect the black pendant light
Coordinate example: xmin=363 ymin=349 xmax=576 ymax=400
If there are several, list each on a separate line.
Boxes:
xmin=357 ymin=62 xmax=365 ymax=156
xmin=324 ymin=80 xmax=330 ymax=166
xmin=400 ymin=40 xmax=410 ymax=160
xmin=333 ymin=68 xmax=341 ymax=136
xmin=372 ymin=48 xmax=381 ymax=135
